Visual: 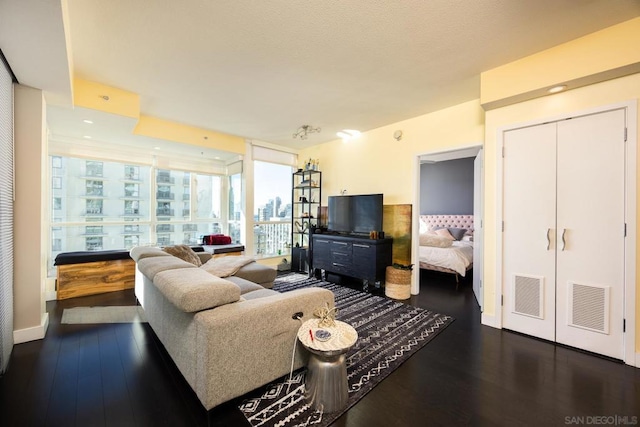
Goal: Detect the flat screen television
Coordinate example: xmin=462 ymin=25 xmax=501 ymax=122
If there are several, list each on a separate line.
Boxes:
xmin=327 ymin=194 xmax=383 ymax=235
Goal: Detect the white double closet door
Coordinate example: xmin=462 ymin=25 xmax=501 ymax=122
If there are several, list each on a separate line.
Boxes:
xmin=503 ymin=109 xmax=626 ymax=359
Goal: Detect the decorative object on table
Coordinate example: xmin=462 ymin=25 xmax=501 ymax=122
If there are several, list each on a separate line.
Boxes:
xmin=314 ymin=329 xmax=332 ymax=341
xmin=303 ymin=158 xmax=319 ymax=171
xmin=313 ymin=301 xmax=338 ymax=327
xmin=295 ymin=220 xmax=309 ymax=234
xmin=277 ymin=258 xmax=291 ymax=272
xmin=385 ymin=263 xmax=413 ymax=300
xmin=238 ymin=273 xmax=454 ymax=427
xmin=203 ymin=234 xmax=232 ymax=245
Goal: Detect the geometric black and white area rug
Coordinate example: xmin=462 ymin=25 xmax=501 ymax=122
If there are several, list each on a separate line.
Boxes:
xmin=238 ymin=273 xmax=454 ymax=427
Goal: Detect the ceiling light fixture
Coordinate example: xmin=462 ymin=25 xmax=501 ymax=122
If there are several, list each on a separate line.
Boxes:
xmin=337 ymin=129 xmax=361 ymax=142
xmin=83 ymin=119 xmax=93 ymax=124
xmin=293 ymin=125 xmax=321 ymax=140
xmin=548 ymin=85 xmax=567 ymax=94
xmin=83 ymin=135 xmax=92 ymax=139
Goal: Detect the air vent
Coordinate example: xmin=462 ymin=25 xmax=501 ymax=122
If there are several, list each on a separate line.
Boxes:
xmin=568 ymin=282 xmax=609 ymax=334
xmin=513 ymin=274 xmax=544 ymax=319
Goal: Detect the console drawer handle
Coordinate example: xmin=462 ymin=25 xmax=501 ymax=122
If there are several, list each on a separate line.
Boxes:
xmin=353 ymin=244 xmax=370 ymax=248
xmin=333 ymin=242 xmax=348 ymax=246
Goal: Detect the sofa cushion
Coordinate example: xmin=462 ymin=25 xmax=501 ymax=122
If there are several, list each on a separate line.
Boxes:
xmin=224 ymin=276 xmax=264 ymax=294
xmin=138 ymin=256 xmax=196 ymax=281
xmin=130 ymin=246 xmax=172 ymax=262
xmin=163 ymin=244 xmax=203 ymax=266
xmin=154 ymin=268 xmax=241 ymax=312
xmin=241 ymin=288 xmax=280 ymax=300
xmin=232 ymin=262 xmax=277 ymax=288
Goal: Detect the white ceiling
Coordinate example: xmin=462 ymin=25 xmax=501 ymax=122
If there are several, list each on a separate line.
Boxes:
xmin=2 ymin=0 xmax=640 ymax=152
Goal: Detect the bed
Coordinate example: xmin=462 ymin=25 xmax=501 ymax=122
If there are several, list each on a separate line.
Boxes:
xmin=418 ymin=214 xmax=474 ymax=287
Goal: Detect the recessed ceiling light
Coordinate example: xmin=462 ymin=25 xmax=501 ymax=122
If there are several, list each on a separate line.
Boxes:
xmin=83 ymin=119 xmax=93 ymax=124
xmin=214 ymin=156 xmax=221 ymax=160
xmin=548 ymin=85 xmax=567 ymax=94
xmin=337 ymin=129 xmax=361 ymax=142
xmin=154 ymin=146 xmax=161 ymax=150
xmin=83 ymin=135 xmax=92 ymax=139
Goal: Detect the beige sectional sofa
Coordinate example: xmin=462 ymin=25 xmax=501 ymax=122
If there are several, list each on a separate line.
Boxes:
xmin=130 ymin=246 xmax=335 ymax=411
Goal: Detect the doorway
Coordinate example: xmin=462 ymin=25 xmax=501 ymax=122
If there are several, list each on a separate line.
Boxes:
xmin=413 ymin=144 xmax=483 ymax=311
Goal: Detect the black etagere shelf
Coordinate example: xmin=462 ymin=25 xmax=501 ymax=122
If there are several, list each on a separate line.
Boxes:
xmin=291 ymin=169 xmax=321 ymax=272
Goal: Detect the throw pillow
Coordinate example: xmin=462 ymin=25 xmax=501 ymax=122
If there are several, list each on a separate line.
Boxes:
xmin=162 ymin=244 xmax=202 ymax=266
xmin=419 ymin=233 xmax=453 ymax=248
xmin=419 ymin=217 xmax=431 ymax=234
xmin=447 ymin=227 xmax=467 ymax=241
xmin=433 ymin=228 xmax=455 ymax=240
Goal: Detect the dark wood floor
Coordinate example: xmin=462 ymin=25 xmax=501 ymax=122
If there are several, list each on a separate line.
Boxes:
xmin=1 ymin=271 xmax=638 ymax=426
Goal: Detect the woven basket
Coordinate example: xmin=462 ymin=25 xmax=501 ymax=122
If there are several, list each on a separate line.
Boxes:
xmin=385 ymin=266 xmax=411 ymax=300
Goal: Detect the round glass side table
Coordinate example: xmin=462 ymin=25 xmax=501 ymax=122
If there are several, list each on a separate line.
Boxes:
xmin=297 ymin=318 xmax=358 ymax=413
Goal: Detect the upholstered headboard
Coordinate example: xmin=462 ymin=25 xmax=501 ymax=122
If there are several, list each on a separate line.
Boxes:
xmin=419 ymin=214 xmax=474 ymax=234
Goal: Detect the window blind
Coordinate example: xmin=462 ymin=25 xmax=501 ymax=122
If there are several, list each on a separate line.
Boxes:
xmin=0 ymin=54 xmax=14 ymax=374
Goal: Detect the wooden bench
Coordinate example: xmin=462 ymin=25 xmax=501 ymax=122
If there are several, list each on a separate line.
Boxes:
xmin=55 ymin=250 xmax=135 ymax=300
xmin=55 ymin=245 xmax=246 ymax=300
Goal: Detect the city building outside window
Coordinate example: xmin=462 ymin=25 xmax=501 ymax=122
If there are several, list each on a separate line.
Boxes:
xmin=253 ymin=161 xmax=292 ymax=257
xmin=48 ymin=156 xmax=228 ymax=277
xmin=228 ymin=173 xmax=242 ymax=244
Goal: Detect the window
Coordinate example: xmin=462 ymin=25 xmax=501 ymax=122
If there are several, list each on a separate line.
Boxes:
xmin=253 ymin=161 xmax=292 ymax=256
xmin=124 ymin=200 xmax=139 ymax=215
xmin=86 ymin=180 xmax=103 ymax=196
xmin=124 ymin=183 xmax=139 ymax=198
xmin=85 ymin=226 xmax=103 ymax=235
xmin=85 ymin=236 xmax=103 ymax=251
xmin=86 ymin=199 xmax=103 ymax=215
xmin=86 ymin=161 xmax=103 ymax=177
xmin=228 ymin=173 xmax=242 ymax=244
xmin=124 ymin=165 xmax=139 ymax=180
xmin=48 ymin=155 xmax=226 ymax=275
xmin=124 ymin=224 xmax=140 ymax=233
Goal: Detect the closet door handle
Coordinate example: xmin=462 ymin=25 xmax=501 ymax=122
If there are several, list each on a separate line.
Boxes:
xmin=560 ymin=229 xmax=566 ymax=251
xmin=546 ymin=228 xmax=551 ymax=250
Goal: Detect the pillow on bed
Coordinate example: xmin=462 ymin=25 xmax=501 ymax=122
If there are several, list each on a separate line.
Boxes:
xmin=447 ymin=227 xmax=467 ymax=241
xmin=419 ymin=217 xmax=431 ymax=234
xmin=432 ymin=228 xmax=455 ymax=240
xmin=420 ymin=233 xmax=453 ymax=248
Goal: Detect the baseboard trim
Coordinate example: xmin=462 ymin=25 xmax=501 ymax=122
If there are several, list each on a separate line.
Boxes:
xmin=13 ymin=312 xmax=49 ymax=344
xmin=45 ymin=290 xmax=57 ymax=301
xmin=481 ymin=313 xmax=497 ymax=328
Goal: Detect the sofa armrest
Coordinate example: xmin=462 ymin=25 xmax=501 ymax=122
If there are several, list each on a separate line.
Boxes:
xmin=193 ymin=287 xmax=334 ymax=409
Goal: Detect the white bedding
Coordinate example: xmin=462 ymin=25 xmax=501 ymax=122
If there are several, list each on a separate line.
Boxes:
xmin=419 ymin=240 xmax=473 ymax=276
